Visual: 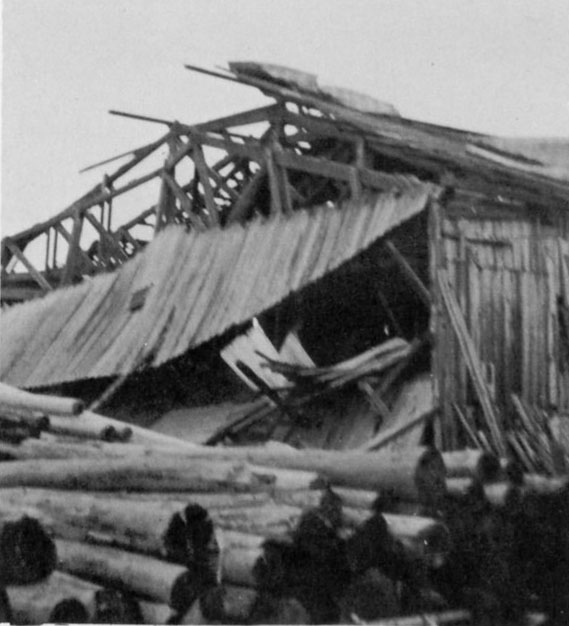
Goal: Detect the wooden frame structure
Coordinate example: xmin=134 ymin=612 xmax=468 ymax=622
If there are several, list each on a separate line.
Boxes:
xmin=4 ymin=62 xmax=569 ymax=305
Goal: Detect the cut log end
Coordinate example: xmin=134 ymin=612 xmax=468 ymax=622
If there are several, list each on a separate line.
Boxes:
xmin=171 ymin=571 xmax=201 ymax=614
xmin=0 ymin=515 xmax=56 ymax=584
xmin=415 ymin=448 xmax=447 ymax=505
xmin=93 ymin=588 xmax=142 ymax=623
xmin=164 ymin=503 xmax=218 ymax=578
xmin=0 ymin=588 xmax=12 ymax=623
xmin=50 ymin=599 xmax=89 ymax=623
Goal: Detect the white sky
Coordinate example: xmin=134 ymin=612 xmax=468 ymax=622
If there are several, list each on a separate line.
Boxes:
xmin=2 ymin=0 xmax=569 ymax=239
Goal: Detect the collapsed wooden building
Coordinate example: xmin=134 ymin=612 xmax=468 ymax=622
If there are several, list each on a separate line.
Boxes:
xmin=1 ymin=62 xmax=569 ymax=624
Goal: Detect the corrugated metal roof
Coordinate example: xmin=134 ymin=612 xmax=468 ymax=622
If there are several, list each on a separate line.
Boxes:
xmin=0 ymin=180 xmax=437 ymax=388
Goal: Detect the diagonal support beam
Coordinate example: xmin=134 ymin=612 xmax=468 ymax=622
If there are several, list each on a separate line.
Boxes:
xmin=3 ymin=239 xmax=53 ymax=292
xmin=191 ymin=142 xmax=219 ymax=226
xmin=226 ymin=164 xmax=267 ymax=224
xmin=384 ymin=240 xmax=431 ymax=308
xmin=162 ymin=172 xmax=204 ymax=230
xmin=84 ymin=212 xmax=128 ymax=263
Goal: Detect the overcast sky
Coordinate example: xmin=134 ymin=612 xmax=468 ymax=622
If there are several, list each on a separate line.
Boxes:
xmin=2 ymin=0 xmax=569 ymax=239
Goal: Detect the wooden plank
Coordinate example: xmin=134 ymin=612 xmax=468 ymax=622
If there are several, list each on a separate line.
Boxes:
xmin=456 ymin=235 xmax=468 ymax=406
xmin=361 ymin=408 xmax=436 ymax=452
xmin=546 ymin=255 xmax=558 ymax=406
xmin=438 ymin=269 xmax=506 ymax=455
xmin=3 ymin=240 xmax=53 ymax=292
xmin=428 ymin=201 xmax=443 ymax=449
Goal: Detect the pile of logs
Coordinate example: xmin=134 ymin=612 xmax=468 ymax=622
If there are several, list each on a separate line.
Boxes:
xmin=0 ymin=384 xmax=568 ymax=624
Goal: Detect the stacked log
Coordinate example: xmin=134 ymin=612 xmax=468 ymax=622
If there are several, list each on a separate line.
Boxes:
xmin=1 ymin=387 xmax=568 ymax=624
xmin=6 ymin=571 xmax=140 ymax=624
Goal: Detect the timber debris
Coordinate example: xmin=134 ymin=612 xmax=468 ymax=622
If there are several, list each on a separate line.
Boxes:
xmin=1 ymin=60 xmax=569 ymax=625
xmin=0 ymin=384 xmax=567 ymax=624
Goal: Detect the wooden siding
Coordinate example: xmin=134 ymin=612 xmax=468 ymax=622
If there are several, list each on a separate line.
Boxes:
xmin=433 ymin=203 xmax=569 ymax=448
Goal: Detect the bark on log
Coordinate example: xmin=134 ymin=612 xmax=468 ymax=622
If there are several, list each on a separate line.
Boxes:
xmin=174 ymin=445 xmax=446 ymax=504
xmin=0 ymin=488 xmax=216 ymax=568
xmin=362 ymin=609 xmax=471 ymax=625
xmin=6 ymin=570 xmax=140 ymax=624
xmin=445 ymin=479 xmax=522 ymax=508
xmin=80 ymin=410 xmax=201 ymax=450
xmin=178 ymin=598 xmax=207 ymax=624
xmin=219 ymin=531 xmax=266 ymax=587
xmin=210 ymin=503 xmax=303 ymax=537
xmin=0 ymin=411 xmax=50 ymax=431
xmin=343 ymin=509 xmax=451 ymax=565
xmin=523 ymin=473 xmax=569 ymax=494
xmin=0 ymin=436 xmax=170 ymax=461
xmin=56 ymin=538 xmax=201 ymax=612
xmin=200 ymin=584 xmax=258 ymax=623
xmin=0 ymin=381 xmax=83 ymax=416
xmin=0 ymin=514 xmax=56 ymax=584
xmin=88 ymin=489 xmax=275 ymax=509
xmin=331 ymin=486 xmax=379 ymax=510
xmin=0 ymin=455 xmax=320 ymax=492
xmin=47 ymin=414 xmax=132 ymax=442
xmin=442 ymin=449 xmax=500 ymax=482
xmin=220 ymin=530 xmax=291 ymax=588
xmin=137 ymin=599 xmax=176 ymax=624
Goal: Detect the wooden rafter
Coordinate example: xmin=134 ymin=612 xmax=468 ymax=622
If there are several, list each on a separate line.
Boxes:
xmin=60 ymin=215 xmax=85 ymax=286
xmin=191 ymin=141 xmax=219 ymax=226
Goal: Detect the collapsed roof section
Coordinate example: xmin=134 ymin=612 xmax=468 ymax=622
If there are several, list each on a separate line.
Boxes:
xmin=0 ymin=182 xmax=437 ymax=388
xmin=2 ymin=61 xmax=569 ymax=304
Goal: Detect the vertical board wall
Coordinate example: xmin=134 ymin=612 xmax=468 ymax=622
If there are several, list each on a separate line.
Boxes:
xmin=432 ymin=200 xmax=569 ymax=449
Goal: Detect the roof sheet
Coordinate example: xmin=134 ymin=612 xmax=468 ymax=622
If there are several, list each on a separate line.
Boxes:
xmin=0 ymin=180 xmax=437 ymax=388
xmin=225 ymin=61 xmax=569 ymax=197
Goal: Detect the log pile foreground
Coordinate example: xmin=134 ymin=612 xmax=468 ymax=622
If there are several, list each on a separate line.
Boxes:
xmin=0 ymin=393 xmax=567 ymax=624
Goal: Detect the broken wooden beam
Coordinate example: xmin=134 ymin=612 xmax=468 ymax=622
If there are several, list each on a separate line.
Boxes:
xmin=384 ymin=240 xmax=431 ymax=307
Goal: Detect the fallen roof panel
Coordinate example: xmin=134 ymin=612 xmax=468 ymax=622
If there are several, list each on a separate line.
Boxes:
xmin=0 ymin=179 xmax=438 ymax=388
